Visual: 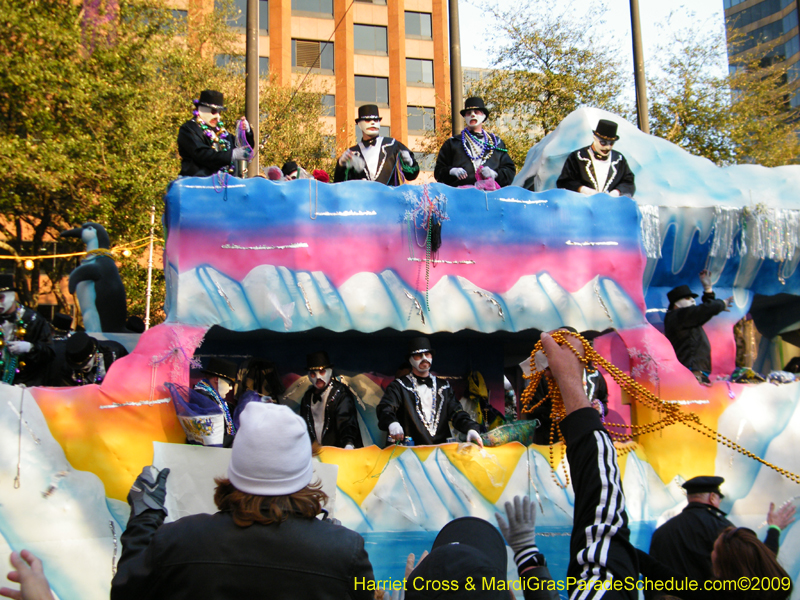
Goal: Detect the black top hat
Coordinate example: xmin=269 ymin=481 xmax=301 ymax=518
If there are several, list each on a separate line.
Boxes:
xmin=201 ymin=357 xmax=238 ymax=382
xmin=406 ymin=517 xmax=507 ymax=599
xmin=282 ymin=161 xmax=299 ymax=177
xmin=355 ymin=104 xmax=382 ymax=123
xmin=197 ymin=90 xmax=226 ymax=111
xmin=306 ymin=351 xmax=333 ymax=371
xmin=65 ymin=332 xmax=97 ymax=367
xmin=460 ymin=97 xmax=490 ymax=118
xmin=682 ymin=475 xmax=725 ymax=498
xmin=593 ymin=119 xmax=619 ymax=141
xmin=407 ymin=336 xmax=434 ymax=356
xmin=51 ymin=313 xmax=73 ymax=333
xmin=667 ymin=285 xmax=699 ymax=307
xmin=0 ymin=273 xmax=16 ymax=293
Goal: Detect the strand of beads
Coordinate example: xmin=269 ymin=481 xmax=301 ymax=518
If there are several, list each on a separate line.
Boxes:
xmin=0 ymin=311 xmax=26 ymax=384
xmin=519 ymin=331 xmax=800 ymax=486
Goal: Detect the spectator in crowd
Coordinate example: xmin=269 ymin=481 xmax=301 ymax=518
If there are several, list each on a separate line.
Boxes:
xmin=377 ymin=337 xmax=483 ymax=446
xmin=648 ymin=475 xmax=794 ymax=585
xmin=298 ymin=351 xmax=362 ymax=449
xmin=282 ymin=160 xmax=301 ymax=180
xmin=0 ymin=550 xmax=55 ymax=600
xmin=664 ymin=270 xmax=732 ymax=383
xmin=111 ymin=402 xmax=375 ymax=598
xmin=334 ymin=105 xmax=419 ymax=186
xmin=434 ymin=97 xmax=516 ymax=189
xmin=557 ymin=119 xmax=635 ymax=197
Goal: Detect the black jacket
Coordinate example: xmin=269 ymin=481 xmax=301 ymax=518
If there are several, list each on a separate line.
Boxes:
xmin=434 ymin=133 xmax=516 ymax=187
xmin=177 ymin=119 xmax=253 ymax=177
xmin=3 ymin=306 xmax=53 ymax=386
xmin=377 ymin=374 xmax=480 ymax=445
xmin=111 ymin=508 xmax=375 ymax=600
xmin=59 ymin=338 xmax=128 ymax=386
xmin=664 ymin=291 xmax=726 ymax=374
xmin=333 ymin=137 xmax=419 ymax=186
xmin=299 ymin=378 xmax=363 ymax=448
xmin=557 ymin=147 xmax=635 ymax=196
xmin=648 ymin=501 xmax=780 ymax=586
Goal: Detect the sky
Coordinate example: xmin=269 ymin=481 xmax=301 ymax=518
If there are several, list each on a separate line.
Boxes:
xmin=459 ymin=0 xmax=726 ymax=71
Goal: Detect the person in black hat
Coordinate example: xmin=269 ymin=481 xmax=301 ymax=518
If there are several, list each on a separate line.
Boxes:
xmin=434 ymin=97 xmax=516 ymax=188
xmin=648 ymin=474 xmax=794 ymax=587
xmin=0 ymin=274 xmax=53 ymax=386
xmin=333 ymin=105 xmax=420 ymax=186
xmin=281 ymin=160 xmax=301 ymax=181
xmin=556 ymin=118 xmax=635 ymax=197
xmin=664 ymin=270 xmax=732 ymax=384
xmin=376 ymin=337 xmax=483 ymax=446
xmin=193 ymin=357 xmax=239 ymax=446
xmin=60 ymin=331 xmax=128 ymax=386
xmin=298 ymin=351 xmax=362 ymax=449
xmin=177 ymin=90 xmax=254 ymax=178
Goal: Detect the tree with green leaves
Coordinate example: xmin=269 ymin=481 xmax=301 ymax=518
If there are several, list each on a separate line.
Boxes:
xmin=465 ymin=0 xmax=626 ymax=167
xmin=0 ymin=0 xmax=331 ymax=326
xmin=648 ymin=18 xmax=800 ymax=167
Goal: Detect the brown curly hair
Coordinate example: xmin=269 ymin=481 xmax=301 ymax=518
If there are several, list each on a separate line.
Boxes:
xmin=214 ymin=477 xmax=328 ymax=527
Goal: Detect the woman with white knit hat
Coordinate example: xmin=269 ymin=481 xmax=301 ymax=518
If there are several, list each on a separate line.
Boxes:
xmin=111 ymin=402 xmax=375 ymax=599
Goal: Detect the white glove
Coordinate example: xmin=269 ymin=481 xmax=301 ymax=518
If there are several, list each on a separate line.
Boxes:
xmin=7 ymin=341 xmax=32 ymax=355
xmin=239 ymin=117 xmax=251 ymax=132
xmin=608 ymin=189 xmax=620 ymax=197
xmin=480 ymin=166 xmax=498 ymax=180
xmin=388 ymin=422 xmax=404 ymax=441
xmin=496 ymin=495 xmax=537 ymax=553
xmin=449 ymin=167 xmax=468 ymax=180
xmin=400 ymin=150 xmax=414 ymax=166
xmin=344 ymin=444 xmax=354 ymax=450
xmin=231 ymin=147 xmax=248 ymax=161
xmin=579 ymin=186 xmax=597 ymax=196
xmin=466 ymin=429 xmax=484 ymax=448
xmin=338 ymin=149 xmax=353 ymax=166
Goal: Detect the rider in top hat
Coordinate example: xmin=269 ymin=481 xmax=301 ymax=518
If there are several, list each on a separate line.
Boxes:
xmin=664 ymin=270 xmax=732 ymax=384
xmin=376 ymin=337 xmax=484 ymax=446
xmin=434 ymin=97 xmax=516 ymax=188
xmin=333 ymin=105 xmax=420 ymax=186
xmin=177 ymin=90 xmax=254 ymax=178
xmin=0 ymin=274 xmax=53 ymax=386
xmin=557 ymin=119 xmax=635 ymax=197
xmin=298 ymin=351 xmax=362 ymax=449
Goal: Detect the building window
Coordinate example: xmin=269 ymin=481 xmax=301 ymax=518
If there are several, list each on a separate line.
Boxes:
xmin=356 ymin=125 xmax=391 ymax=141
xmin=355 ymin=0 xmax=386 ymax=4
xmin=215 ymin=54 xmax=246 ymax=75
xmin=260 ymin=56 xmax=269 ymax=77
xmin=415 ymin=152 xmax=436 ymax=171
xmin=355 ymin=75 xmax=389 ymax=105
xmin=215 ymin=0 xmax=268 ymax=32
xmin=292 ymin=39 xmax=334 ymax=72
xmin=322 ymin=94 xmax=336 ymax=116
xmin=354 ymin=24 xmax=388 ymax=55
xmin=292 ymin=0 xmax=333 ymax=16
xmin=169 ymin=9 xmax=188 ymax=34
xmin=405 ymin=11 xmax=432 ymax=38
xmin=406 ymin=58 xmax=434 ymax=86
xmin=407 ymin=106 xmax=435 ymax=132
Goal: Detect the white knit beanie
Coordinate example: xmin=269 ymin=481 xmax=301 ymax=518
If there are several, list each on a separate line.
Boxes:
xmin=227 ymin=402 xmax=313 ymax=495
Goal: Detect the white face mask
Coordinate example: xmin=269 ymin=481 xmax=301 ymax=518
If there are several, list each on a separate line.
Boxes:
xmin=358 ymin=119 xmax=381 ymax=138
xmin=409 ymin=352 xmax=433 ymax=374
xmin=0 ymin=291 xmax=16 ymax=314
xmin=217 ymin=378 xmax=233 ymax=398
xmin=81 ymin=355 xmax=96 ymax=373
xmin=197 ymin=105 xmax=220 ymax=126
xmin=465 ymin=110 xmax=486 ymax=129
xmin=309 ymin=367 xmax=333 ymax=389
xmin=674 ymin=298 xmax=696 ymax=309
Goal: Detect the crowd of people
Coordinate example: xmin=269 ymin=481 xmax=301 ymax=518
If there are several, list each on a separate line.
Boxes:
xmin=2 ymin=331 xmax=794 ymax=599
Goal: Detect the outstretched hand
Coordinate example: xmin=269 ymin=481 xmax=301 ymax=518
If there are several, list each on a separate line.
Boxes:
xmin=767 ymin=501 xmax=796 ymax=531
xmin=496 ymin=495 xmax=537 ymax=553
xmin=0 ymin=550 xmax=55 ymax=600
xmin=540 ymin=330 xmax=590 ymax=415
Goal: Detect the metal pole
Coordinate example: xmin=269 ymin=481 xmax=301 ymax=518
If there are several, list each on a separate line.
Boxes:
xmin=448 ymin=0 xmax=464 ymax=135
xmin=245 ymin=0 xmax=260 ymax=176
xmin=144 ymin=205 xmax=155 ymax=330
xmin=630 ymin=0 xmax=650 ymax=133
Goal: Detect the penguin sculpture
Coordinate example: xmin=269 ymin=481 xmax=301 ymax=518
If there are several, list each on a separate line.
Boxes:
xmin=60 ymin=223 xmax=128 ymax=333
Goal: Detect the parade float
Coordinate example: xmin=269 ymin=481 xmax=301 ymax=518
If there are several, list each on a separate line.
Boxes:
xmin=2 ymin=107 xmax=800 ymax=598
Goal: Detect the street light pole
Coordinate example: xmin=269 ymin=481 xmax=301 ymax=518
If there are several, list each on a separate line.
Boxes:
xmin=245 ymin=0 xmax=260 ymax=176
xmin=630 ymin=0 xmax=650 ymax=134
xmin=448 ymin=0 xmax=464 ymax=135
